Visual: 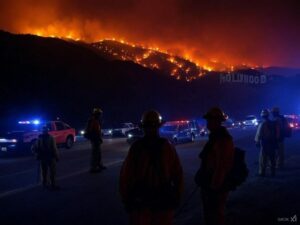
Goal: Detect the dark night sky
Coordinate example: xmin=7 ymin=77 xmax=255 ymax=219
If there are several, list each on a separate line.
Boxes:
xmin=0 ymin=0 xmax=299 ymax=68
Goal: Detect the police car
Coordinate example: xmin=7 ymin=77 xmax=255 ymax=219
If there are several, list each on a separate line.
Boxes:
xmin=160 ymin=120 xmax=201 ymax=144
xmin=0 ymin=120 xmax=76 ymax=154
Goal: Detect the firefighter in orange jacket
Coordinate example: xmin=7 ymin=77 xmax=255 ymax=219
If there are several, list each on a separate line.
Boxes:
xmin=198 ymin=107 xmax=234 ymax=225
xmin=119 ymin=110 xmax=184 ymax=225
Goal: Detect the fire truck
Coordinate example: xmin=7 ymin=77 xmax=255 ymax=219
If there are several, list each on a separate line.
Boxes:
xmin=0 ymin=120 xmax=76 ymax=154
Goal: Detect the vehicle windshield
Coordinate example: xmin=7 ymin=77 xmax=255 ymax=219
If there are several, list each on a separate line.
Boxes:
xmin=160 ymin=125 xmax=178 ymax=132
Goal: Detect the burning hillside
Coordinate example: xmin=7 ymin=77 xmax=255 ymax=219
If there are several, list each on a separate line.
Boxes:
xmin=91 ymin=40 xmax=263 ymax=81
xmin=92 ymin=40 xmax=214 ymax=82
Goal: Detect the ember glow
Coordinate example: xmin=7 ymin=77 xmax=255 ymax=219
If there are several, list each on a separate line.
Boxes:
xmin=92 ymin=39 xmax=213 ymax=81
xmin=0 ymin=0 xmax=299 ymax=68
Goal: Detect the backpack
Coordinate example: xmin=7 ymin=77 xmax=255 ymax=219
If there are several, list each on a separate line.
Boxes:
xmin=223 ymin=147 xmax=249 ymax=191
xmin=263 ymin=120 xmax=277 ymax=141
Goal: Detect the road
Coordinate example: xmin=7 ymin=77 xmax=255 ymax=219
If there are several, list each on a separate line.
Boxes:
xmin=0 ymin=127 xmax=299 ymax=225
xmin=0 ymin=138 xmax=128 ymax=197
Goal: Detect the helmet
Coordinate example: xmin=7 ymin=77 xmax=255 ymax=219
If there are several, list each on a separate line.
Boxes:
xmin=261 ymin=109 xmax=269 ymax=117
xmin=203 ymin=107 xmax=227 ymax=122
xmin=93 ymin=108 xmax=103 ymax=114
xmin=141 ymin=110 xmax=163 ymax=127
xmin=271 ymin=107 xmax=280 ymax=114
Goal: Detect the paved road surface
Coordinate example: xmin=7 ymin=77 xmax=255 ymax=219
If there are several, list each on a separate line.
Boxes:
xmin=0 ymin=127 xmax=299 ymax=225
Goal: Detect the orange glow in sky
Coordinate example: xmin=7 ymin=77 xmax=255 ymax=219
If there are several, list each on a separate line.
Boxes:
xmin=0 ymin=0 xmax=299 ymax=68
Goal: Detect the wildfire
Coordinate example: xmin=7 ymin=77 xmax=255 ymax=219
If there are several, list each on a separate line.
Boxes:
xmin=25 ymin=28 xmax=219 ymax=69
xmin=16 ymin=29 xmax=262 ymax=81
xmin=91 ymin=38 xmax=231 ymax=81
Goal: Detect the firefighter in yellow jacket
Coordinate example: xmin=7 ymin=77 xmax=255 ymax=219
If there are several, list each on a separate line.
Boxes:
xmin=119 ymin=110 xmax=184 ymax=225
xmin=33 ymin=126 xmax=59 ymax=190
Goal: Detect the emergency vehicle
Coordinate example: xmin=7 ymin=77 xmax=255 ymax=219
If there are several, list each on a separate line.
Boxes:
xmin=0 ymin=120 xmax=76 ymax=154
xmin=285 ymin=115 xmax=300 ymax=130
xmin=160 ymin=120 xmax=201 ymax=144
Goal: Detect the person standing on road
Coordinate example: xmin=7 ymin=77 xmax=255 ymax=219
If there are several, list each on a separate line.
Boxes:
xmin=119 ymin=110 xmax=184 ymax=225
xmin=255 ymin=109 xmax=279 ymax=177
xmin=196 ymin=107 xmax=234 ymax=225
xmin=33 ymin=126 xmax=59 ymax=190
xmin=85 ymin=108 xmax=106 ymax=173
xmin=271 ymin=107 xmax=288 ymax=169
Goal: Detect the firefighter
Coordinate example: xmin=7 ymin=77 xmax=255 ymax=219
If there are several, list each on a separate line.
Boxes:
xmin=255 ymin=109 xmax=279 ymax=176
xmin=86 ymin=108 xmax=106 ymax=173
xmin=271 ymin=107 xmax=286 ymax=169
xmin=119 ymin=110 xmax=184 ymax=225
xmin=33 ymin=126 xmax=59 ymax=190
xmin=198 ymin=107 xmax=234 ymax=225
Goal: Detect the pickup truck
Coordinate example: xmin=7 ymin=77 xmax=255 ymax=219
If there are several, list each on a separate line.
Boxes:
xmin=0 ymin=120 xmax=76 ymax=154
xmin=112 ymin=122 xmax=136 ymax=137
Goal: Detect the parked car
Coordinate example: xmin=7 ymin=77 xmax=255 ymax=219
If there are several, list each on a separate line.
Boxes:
xmin=285 ymin=115 xmax=300 ymax=130
xmin=126 ymin=128 xmax=144 ymax=145
xmin=102 ymin=128 xmax=113 ymax=137
xmin=0 ymin=120 xmax=76 ymax=154
xmin=242 ymin=115 xmax=259 ymax=127
xmin=223 ymin=118 xmax=236 ymax=128
xmin=160 ymin=120 xmax=200 ymax=144
xmin=196 ymin=118 xmax=208 ymax=136
xmin=112 ymin=123 xmax=135 ymax=137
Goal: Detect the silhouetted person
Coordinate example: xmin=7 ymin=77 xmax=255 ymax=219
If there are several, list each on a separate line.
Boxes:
xmin=85 ymin=108 xmax=106 ymax=173
xmin=120 ymin=110 xmax=184 ymax=225
xmin=197 ymin=107 xmax=234 ymax=225
xmin=255 ymin=109 xmax=279 ymax=176
xmin=33 ymin=126 xmax=59 ymax=190
xmin=271 ymin=107 xmax=287 ymax=169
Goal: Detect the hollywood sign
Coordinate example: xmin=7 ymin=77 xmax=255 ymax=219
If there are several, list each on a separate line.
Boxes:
xmin=220 ymin=73 xmax=267 ymax=84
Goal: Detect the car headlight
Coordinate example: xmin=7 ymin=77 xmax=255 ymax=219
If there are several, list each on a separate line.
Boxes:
xmin=128 ymin=134 xmax=133 ymax=138
xmin=0 ymin=138 xmax=18 ymax=143
xmin=80 ymin=130 xmax=85 ymax=135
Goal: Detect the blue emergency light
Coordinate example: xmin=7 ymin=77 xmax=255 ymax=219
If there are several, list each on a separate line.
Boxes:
xmin=18 ymin=119 xmax=41 ymax=125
